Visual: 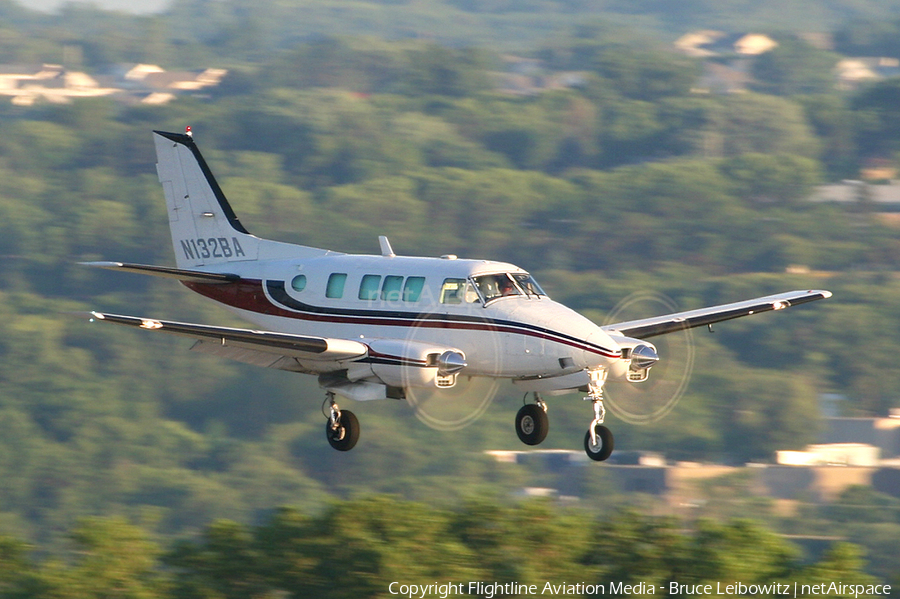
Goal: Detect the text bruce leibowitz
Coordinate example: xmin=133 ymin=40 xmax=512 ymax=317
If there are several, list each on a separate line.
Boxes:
xmin=388 ymin=581 xmax=892 ymax=598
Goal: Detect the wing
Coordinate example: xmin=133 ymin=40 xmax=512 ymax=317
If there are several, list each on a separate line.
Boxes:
xmin=86 ymin=311 xmax=367 ymax=371
xmin=602 ymin=289 xmax=832 ymax=339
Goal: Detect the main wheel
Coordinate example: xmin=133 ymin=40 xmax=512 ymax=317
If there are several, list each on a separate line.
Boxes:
xmin=584 ymin=424 xmax=614 ymax=461
xmin=326 ymin=409 xmax=360 ymax=451
xmin=515 ymin=404 xmax=549 ymax=445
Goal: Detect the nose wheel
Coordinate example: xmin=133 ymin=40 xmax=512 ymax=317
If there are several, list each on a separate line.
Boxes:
xmin=584 ymin=423 xmax=614 ymax=461
xmin=324 ymin=393 xmax=359 ymax=451
xmin=515 ymin=393 xmax=548 ymax=445
xmin=583 ymin=368 xmax=614 ymax=461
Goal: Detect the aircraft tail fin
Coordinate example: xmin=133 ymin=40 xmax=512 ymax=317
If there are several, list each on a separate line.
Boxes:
xmin=153 ymin=130 xmax=327 ymax=269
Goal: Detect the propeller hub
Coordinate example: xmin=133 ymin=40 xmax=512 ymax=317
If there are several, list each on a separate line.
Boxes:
xmin=631 ymin=344 xmax=659 ymax=370
xmin=437 ymin=350 xmax=467 ymax=375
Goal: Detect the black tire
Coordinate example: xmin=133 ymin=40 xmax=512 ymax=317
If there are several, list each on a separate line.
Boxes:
xmin=584 ymin=424 xmax=614 ymax=461
xmin=515 ymin=404 xmax=549 ymax=445
xmin=326 ymin=409 xmax=360 ymax=451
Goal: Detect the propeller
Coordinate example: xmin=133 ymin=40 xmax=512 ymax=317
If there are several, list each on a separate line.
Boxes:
xmin=399 ymin=290 xmax=695 ymax=430
xmin=603 ymin=291 xmax=695 ymax=425
xmin=401 ymin=306 xmax=502 ymax=431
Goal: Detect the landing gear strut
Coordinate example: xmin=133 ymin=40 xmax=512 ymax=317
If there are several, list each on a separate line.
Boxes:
xmin=515 ymin=393 xmax=548 ymax=445
xmin=324 ymin=392 xmax=359 ymax=451
xmin=583 ymin=369 xmax=614 ymax=461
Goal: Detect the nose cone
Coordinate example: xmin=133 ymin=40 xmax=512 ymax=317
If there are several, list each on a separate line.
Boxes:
xmin=437 ymin=350 xmax=467 ymax=375
xmin=505 ymin=298 xmax=621 ymax=371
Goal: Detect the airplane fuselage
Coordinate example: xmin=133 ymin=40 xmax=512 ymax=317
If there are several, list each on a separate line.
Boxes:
xmin=184 ymin=253 xmax=621 ymax=381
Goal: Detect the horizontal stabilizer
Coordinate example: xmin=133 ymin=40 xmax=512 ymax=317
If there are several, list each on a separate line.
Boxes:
xmin=81 ymin=261 xmax=240 ymax=284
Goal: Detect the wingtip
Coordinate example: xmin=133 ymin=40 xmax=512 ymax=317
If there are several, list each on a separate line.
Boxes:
xmin=62 ymin=310 xmax=105 ymax=321
xmin=79 ymin=261 xmax=124 ymax=268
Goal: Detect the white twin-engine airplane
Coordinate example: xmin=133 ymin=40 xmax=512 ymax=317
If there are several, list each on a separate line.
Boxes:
xmin=83 ymin=129 xmax=832 ymax=461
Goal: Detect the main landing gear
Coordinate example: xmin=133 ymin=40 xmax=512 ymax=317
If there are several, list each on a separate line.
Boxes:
xmin=515 ymin=393 xmax=549 ymax=445
xmin=583 ymin=369 xmax=614 ymax=461
xmin=324 ymin=392 xmax=359 ymax=451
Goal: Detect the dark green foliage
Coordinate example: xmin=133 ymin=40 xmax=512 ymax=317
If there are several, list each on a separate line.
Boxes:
xmin=823 ymin=485 xmax=900 ymax=524
xmin=751 ymin=36 xmax=840 ymax=96
xmin=851 ymin=78 xmax=900 ymax=158
xmin=0 ymin=499 xmax=882 ymax=598
xmin=834 ymin=17 xmax=900 ymax=58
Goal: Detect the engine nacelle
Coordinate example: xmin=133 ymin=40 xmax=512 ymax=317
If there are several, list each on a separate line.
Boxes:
xmin=606 ymin=335 xmax=659 ymax=382
xmin=346 ymin=338 xmax=467 ymax=389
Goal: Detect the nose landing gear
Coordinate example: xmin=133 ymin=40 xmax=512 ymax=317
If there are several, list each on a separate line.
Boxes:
xmin=583 ymin=369 xmax=614 ymax=461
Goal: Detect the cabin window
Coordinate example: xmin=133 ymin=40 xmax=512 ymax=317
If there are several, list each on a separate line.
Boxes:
xmin=326 ymin=273 xmax=347 ymax=298
xmin=381 ymin=275 xmax=404 ymax=301
xmin=359 ymin=275 xmax=381 ymax=300
xmin=290 ymin=274 xmax=307 ymax=292
xmin=473 ymin=273 xmax=521 ymax=302
xmin=403 ymin=276 xmax=426 ymax=302
xmin=440 ymin=278 xmax=471 ymax=304
xmin=511 ymin=273 xmax=546 ymax=297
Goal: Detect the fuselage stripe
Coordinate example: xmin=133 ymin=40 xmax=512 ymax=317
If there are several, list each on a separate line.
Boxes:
xmin=182 ymin=279 xmax=620 ymax=359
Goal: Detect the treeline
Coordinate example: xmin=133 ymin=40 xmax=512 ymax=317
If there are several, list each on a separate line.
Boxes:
xmin=0 ymin=497 xmax=884 ymax=598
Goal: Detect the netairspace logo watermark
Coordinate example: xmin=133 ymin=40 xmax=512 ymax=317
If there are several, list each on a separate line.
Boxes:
xmin=388 ymin=580 xmax=893 ymax=599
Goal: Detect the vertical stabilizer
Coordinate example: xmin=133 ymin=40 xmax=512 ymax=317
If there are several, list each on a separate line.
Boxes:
xmin=154 ymin=130 xmax=260 ymax=268
xmin=154 ymin=130 xmax=330 ymax=269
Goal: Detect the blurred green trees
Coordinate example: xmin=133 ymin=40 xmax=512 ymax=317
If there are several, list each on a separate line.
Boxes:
xmin=0 ymin=498 xmax=878 ymax=599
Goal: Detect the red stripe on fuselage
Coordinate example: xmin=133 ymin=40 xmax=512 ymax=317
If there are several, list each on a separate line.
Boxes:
xmin=182 ymin=280 xmax=619 ymax=359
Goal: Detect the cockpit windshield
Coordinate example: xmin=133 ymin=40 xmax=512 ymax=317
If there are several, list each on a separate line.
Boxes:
xmin=472 ymin=272 xmax=547 ymax=303
xmin=472 ymin=274 xmax=520 ymax=302
xmin=511 ymin=273 xmax=546 ymax=297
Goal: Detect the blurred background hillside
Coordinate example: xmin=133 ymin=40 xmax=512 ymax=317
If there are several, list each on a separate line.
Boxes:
xmin=2 ymin=0 xmax=900 ymax=594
